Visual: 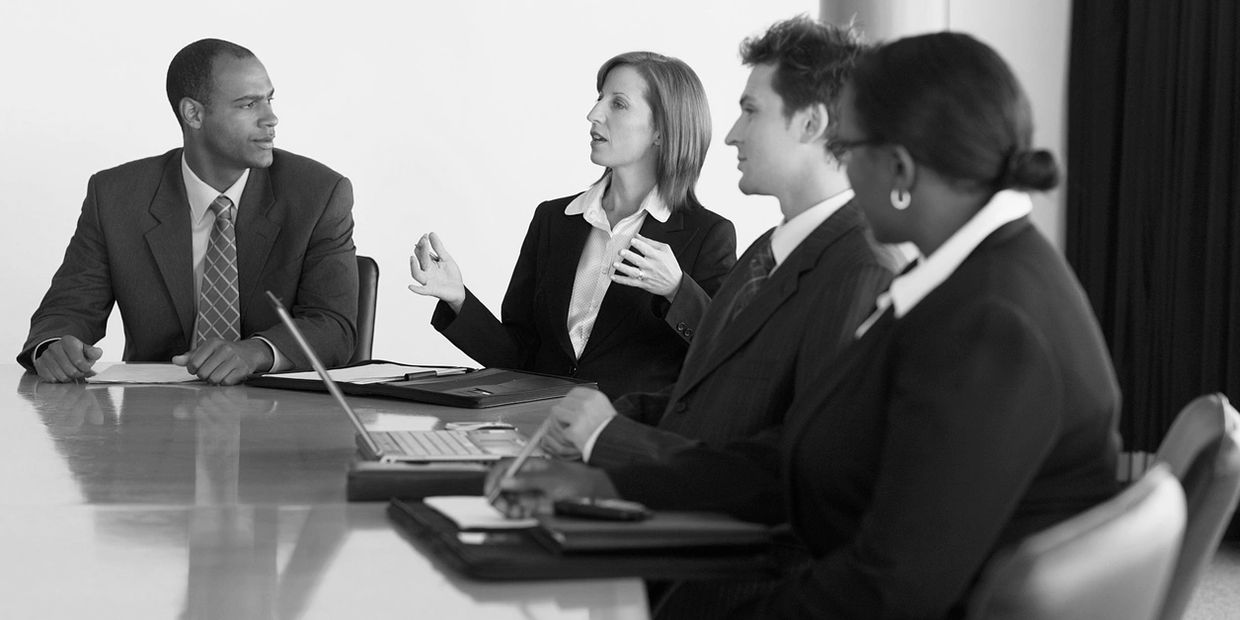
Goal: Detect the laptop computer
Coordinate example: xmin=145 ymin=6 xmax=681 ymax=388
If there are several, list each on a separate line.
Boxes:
xmin=265 ymin=290 xmax=529 ymax=463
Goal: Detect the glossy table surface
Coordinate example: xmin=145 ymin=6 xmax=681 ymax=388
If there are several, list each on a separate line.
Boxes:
xmin=0 ymin=364 xmax=646 ymax=619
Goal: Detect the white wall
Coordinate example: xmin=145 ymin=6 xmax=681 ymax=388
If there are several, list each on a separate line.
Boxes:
xmin=1 ymin=0 xmax=1070 ymax=368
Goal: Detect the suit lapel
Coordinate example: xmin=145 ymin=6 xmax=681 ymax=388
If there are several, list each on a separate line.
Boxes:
xmin=543 ymin=211 xmax=593 ymax=360
xmin=234 ymin=167 xmax=279 ymax=318
xmin=144 ymin=152 xmax=196 ymax=341
xmin=676 ymin=205 xmax=865 ymax=396
xmin=580 ymin=210 xmax=687 ymax=357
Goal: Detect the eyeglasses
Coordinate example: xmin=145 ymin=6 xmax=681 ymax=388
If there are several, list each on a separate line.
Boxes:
xmin=830 ymin=137 xmax=883 ymax=163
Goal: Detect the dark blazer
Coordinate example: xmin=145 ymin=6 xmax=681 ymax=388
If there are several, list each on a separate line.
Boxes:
xmin=608 ymin=218 xmax=1123 ymax=619
xmin=432 ymin=193 xmax=736 ymax=399
xmin=18 ymin=148 xmax=358 ymax=371
xmin=588 ymin=203 xmax=894 ymax=468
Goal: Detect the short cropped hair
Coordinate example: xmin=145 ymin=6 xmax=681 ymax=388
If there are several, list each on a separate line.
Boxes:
xmin=740 ymin=15 xmax=865 ymax=152
xmin=166 ymin=38 xmax=256 ymax=127
xmin=596 ymin=51 xmax=711 ymax=212
xmin=850 ymin=32 xmax=1059 ymax=193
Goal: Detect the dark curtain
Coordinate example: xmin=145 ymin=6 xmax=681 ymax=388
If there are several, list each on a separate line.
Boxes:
xmin=1067 ymin=0 xmax=1240 ymax=453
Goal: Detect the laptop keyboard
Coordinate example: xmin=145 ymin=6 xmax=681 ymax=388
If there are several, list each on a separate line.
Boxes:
xmin=375 ymin=430 xmax=487 ymax=458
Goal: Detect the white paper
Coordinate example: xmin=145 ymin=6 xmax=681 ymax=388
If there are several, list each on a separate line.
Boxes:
xmin=424 ymin=496 xmax=537 ymax=530
xmin=270 ymin=363 xmax=467 ymax=384
xmin=86 ymin=363 xmax=200 ymax=384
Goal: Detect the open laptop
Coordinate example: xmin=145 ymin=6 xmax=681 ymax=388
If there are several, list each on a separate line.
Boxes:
xmin=265 ymin=291 xmax=529 ymax=463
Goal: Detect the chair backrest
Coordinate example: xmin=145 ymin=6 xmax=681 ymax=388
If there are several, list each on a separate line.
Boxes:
xmin=966 ymin=465 xmax=1186 ymax=620
xmin=353 ymin=255 xmax=379 ymax=363
xmin=1153 ymin=393 xmax=1240 ymax=620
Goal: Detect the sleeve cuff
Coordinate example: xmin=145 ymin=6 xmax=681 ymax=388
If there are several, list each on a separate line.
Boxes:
xmin=581 ymin=416 xmax=615 ymax=463
xmin=252 ymin=336 xmax=287 ymax=373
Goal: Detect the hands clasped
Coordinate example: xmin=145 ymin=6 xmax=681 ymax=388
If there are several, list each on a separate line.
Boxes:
xmin=408 ymin=232 xmax=467 ymax=313
xmin=610 ymin=234 xmax=683 ymax=301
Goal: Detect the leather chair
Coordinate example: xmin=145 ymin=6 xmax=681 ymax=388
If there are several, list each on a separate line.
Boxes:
xmin=1152 ymin=393 xmax=1240 ymax=620
xmin=353 ymin=255 xmax=379 ymax=363
xmin=966 ymin=464 xmax=1185 ymax=620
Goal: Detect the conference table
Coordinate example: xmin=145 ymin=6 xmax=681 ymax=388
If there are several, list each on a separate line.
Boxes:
xmin=0 ymin=364 xmax=647 ymax=619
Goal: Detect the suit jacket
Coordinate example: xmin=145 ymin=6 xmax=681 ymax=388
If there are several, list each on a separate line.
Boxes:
xmin=432 ymin=193 xmax=736 ymax=399
xmin=608 ymin=218 xmax=1123 ymax=619
xmin=18 ymin=148 xmax=358 ymax=371
xmin=588 ymin=203 xmax=894 ymax=468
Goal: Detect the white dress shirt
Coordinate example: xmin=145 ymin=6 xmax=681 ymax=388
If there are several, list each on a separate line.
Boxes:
xmin=182 ymin=157 xmax=286 ymax=370
xmin=563 ymin=177 xmax=671 ymax=359
xmin=854 ymin=190 xmax=1033 ymax=339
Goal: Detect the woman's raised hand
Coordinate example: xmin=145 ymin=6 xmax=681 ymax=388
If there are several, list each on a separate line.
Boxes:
xmin=408 ymin=232 xmax=467 ymax=313
xmin=610 ymin=234 xmax=684 ymax=301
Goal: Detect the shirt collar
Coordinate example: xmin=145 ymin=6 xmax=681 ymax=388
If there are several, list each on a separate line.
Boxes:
xmin=182 ymin=155 xmax=250 ymax=223
xmin=886 ymin=189 xmax=1032 ymax=318
xmin=564 ymin=175 xmax=670 ymax=227
xmin=769 ymin=189 xmax=854 ymax=266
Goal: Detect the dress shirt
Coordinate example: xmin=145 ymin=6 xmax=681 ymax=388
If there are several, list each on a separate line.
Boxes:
xmin=768 ymin=189 xmax=854 ymax=272
xmin=854 ymin=189 xmax=1033 ymax=339
xmin=182 ymin=157 xmax=286 ymax=371
xmin=579 ymin=188 xmax=853 ymax=462
xmin=564 ymin=177 xmax=670 ymax=359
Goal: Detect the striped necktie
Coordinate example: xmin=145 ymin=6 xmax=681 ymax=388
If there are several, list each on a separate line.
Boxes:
xmin=194 ymin=195 xmax=241 ymax=346
xmin=726 ymin=235 xmax=776 ymax=324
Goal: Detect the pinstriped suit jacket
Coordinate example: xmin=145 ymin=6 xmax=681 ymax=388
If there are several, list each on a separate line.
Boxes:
xmin=18 ymin=148 xmax=358 ymax=371
xmin=588 ymin=202 xmax=895 ymax=469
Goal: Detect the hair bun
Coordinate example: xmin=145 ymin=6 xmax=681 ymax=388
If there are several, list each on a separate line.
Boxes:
xmin=1001 ymin=149 xmax=1059 ymax=191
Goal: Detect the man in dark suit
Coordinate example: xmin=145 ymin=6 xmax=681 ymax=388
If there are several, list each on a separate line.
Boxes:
xmin=18 ymin=38 xmax=357 ymax=385
xmin=541 ymin=18 xmax=895 ymax=466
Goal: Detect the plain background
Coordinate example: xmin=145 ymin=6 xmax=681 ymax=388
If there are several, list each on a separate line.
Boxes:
xmin=0 ymin=0 xmax=1069 ymax=367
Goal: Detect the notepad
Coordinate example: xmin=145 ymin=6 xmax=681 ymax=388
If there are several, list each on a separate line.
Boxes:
xmin=424 ymin=496 xmax=537 ymax=530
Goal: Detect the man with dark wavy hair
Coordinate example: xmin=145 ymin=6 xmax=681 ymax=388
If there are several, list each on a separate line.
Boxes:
xmin=19 ymin=38 xmax=358 ymax=385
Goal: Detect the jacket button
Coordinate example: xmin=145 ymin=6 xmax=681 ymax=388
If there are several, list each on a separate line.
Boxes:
xmin=683 ymin=328 xmax=694 ymax=338
xmin=676 ymin=322 xmax=687 ymax=332
xmin=568 ymin=365 xmax=578 ymax=376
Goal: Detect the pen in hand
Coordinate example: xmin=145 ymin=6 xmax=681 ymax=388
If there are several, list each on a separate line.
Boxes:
xmin=486 ymin=415 xmax=555 ymax=505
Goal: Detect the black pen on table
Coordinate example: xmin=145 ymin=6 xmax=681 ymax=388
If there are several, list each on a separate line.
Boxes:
xmin=486 ymin=415 xmax=555 ymax=505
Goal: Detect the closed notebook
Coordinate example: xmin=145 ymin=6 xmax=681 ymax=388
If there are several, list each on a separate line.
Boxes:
xmin=533 ymin=511 xmax=775 ymax=553
xmin=387 ymin=499 xmax=784 ymax=582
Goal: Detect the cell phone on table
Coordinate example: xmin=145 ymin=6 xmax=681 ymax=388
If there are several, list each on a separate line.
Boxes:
xmin=552 ymin=497 xmax=652 ymax=521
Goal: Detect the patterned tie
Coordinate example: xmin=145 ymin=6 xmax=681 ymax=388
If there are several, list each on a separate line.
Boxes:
xmin=726 ymin=235 xmax=776 ymax=324
xmin=194 ymin=195 xmax=241 ymax=346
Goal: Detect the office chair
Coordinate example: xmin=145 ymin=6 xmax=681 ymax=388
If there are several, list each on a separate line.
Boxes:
xmin=353 ymin=255 xmax=379 ymax=363
xmin=966 ymin=464 xmax=1185 ymax=620
xmin=1152 ymin=393 xmax=1240 ymax=620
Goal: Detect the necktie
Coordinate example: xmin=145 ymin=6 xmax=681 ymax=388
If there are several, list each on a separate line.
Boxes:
xmin=194 ymin=195 xmax=241 ymax=346
xmin=726 ymin=235 xmax=776 ymax=324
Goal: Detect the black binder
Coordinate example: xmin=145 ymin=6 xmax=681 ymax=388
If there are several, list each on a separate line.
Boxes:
xmin=386 ymin=499 xmax=785 ymax=582
xmin=250 ymin=365 xmax=595 ymax=408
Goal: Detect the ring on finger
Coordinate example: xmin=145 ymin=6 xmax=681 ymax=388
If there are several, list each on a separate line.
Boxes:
xmin=636 ymin=269 xmax=645 ymax=281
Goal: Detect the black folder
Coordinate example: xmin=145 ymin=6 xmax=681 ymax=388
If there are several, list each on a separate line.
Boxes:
xmin=250 ymin=365 xmax=595 ymax=408
xmin=386 ymin=499 xmax=785 ymax=582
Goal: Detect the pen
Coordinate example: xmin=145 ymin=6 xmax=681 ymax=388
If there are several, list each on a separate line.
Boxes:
xmin=486 ymin=415 xmax=555 ymax=504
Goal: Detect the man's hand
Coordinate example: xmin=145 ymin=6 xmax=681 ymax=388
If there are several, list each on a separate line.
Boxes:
xmin=484 ymin=457 xmax=620 ymax=519
xmin=172 ymin=339 xmax=273 ymax=385
xmin=541 ymin=387 xmax=618 ymax=460
xmin=33 ymin=335 xmax=102 ymax=382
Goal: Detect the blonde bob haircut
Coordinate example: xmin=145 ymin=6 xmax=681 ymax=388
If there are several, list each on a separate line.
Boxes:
xmin=596 ymin=51 xmax=711 ymax=212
